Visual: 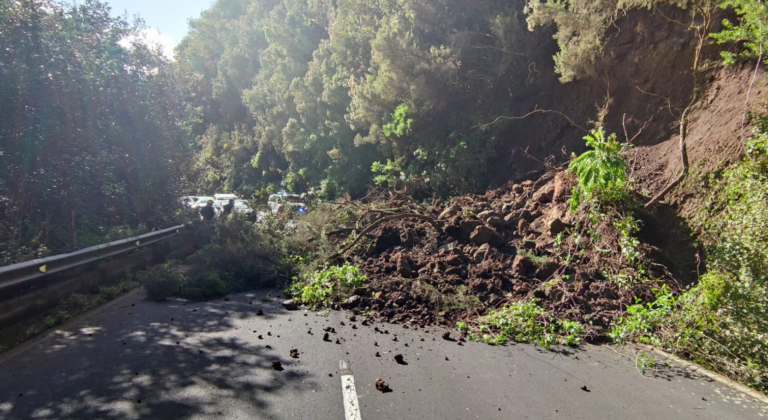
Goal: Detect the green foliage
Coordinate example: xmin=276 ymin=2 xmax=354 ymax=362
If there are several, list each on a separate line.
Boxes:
xmin=609 ymin=285 xmax=677 ymax=345
xmin=612 ymin=156 xmax=768 ymax=392
xmin=568 ymin=128 xmax=630 ymax=210
xmin=480 ymin=300 xmax=584 ymax=348
xmin=613 ymin=216 xmax=644 ymax=271
xmin=697 ymin=157 xmax=768 ymax=280
xmin=711 ymin=0 xmax=768 ymax=65
xmin=525 ymin=0 xmax=713 ymax=82
xmin=382 ymin=104 xmax=414 ymax=138
xmin=290 ymin=262 xmax=368 ymax=307
xmin=745 ymin=106 xmax=768 ymax=156
xmin=0 ymin=0 xmax=191 ymax=263
xmin=176 ymin=0 xmax=550 ymax=199
xmin=139 ymin=263 xmax=186 ymax=301
xmin=636 ymin=351 xmax=657 ymax=376
xmin=183 ymin=271 xmax=231 ymax=301
xmin=371 ymin=160 xmax=403 ymax=188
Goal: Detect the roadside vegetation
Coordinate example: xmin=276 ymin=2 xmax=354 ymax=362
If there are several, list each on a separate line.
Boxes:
xmin=610 ymin=135 xmax=768 ymax=392
xmin=0 ymin=0 xmax=193 ymax=265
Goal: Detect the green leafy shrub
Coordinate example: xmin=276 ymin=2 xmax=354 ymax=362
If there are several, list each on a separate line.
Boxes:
xmin=479 ymin=300 xmax=584 ymax=348
xmin=608 ymin=286 xmax=677 ymax=345
xmin=187 ymin=215 xmax=287 ymax=285
xmin=290 ymin=262 xmax=368 ymax=307
xmin=137 ymin=263 xmax=186 ymax=301
xmin=711 ymin=0 xmax=768 ymax=65
xmin=382 ymin=104 xmax=414 ymax=138
xmin=613 ymin=154 xmax=768 ymax=393
xmin=371 ymin=160 xmax=403 ymax=188
xmin=568 ymin=128 xmax=630 ymax=210
xmin=183 ymin=271 xmax=231 ymax=301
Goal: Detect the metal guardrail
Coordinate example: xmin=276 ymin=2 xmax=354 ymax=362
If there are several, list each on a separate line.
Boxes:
xmin=0 ymin=224 xmax=187 ymax=291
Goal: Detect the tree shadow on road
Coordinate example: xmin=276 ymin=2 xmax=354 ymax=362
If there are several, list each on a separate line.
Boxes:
xmin=0 ymin=293 xmax=317 ymax=419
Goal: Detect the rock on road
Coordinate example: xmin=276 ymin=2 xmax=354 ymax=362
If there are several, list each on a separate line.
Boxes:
xmin=0 ymin=290 xmax=765 ymax=420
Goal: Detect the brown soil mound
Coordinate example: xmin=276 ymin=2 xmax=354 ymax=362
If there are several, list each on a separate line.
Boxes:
xmin=335 ymin=172 xmax=692 ymax=340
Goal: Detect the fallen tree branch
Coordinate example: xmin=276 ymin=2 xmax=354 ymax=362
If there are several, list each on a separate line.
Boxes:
xmin=329 ymin=213 xmax=441 ymax=260
xmin=474 ymin=107 xmax=588 ymax=132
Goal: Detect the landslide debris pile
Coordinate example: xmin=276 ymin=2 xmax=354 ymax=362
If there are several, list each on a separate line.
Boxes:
xmin=330 ymin=171 xmax=680 ymax=340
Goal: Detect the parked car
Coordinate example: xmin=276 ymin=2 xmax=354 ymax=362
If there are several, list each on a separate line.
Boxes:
xmin=214 ymin=193 xmax=238 ymax=203
xmin=191 ymin=197 xmax=215 ymax=210
xmin=181 ymin=196 xmax=199 ymax=208
xmin=268 ymin=192 xmax=307 ymax=215
xmin=233 ymin=200 xmax=256 ymax=220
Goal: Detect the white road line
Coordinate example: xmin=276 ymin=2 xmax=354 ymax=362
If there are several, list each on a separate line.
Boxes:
xmin=341 ymin=374 xmax=362 ymax=420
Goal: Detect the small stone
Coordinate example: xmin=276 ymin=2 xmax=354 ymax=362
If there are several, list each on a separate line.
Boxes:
xmin=272 ymin=360 xmax=283 ymax=370
xmin=290 ymin=349 xmax=299 ymax=358
xmin=375 ymin=378 xmax=391 ymax=393
xmin=282 ymin=300 xmax=299 ymax=311
xmin=394 ymin=354 xmax=405 ymax=364
xmin=442 ymin=331 xmax=451 ymax=340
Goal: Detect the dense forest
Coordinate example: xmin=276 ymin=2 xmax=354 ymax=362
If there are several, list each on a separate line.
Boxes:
xmin=176 ymin=0 xmax=558 ymax=200
xmin=3 ymin=0 xmax=764 ymax=262
xmin=0 ymin=0 xmax=191 ymax=264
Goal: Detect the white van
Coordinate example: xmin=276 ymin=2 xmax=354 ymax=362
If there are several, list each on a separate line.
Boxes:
xmin=214 ymin=193 xmax=238 ymax=202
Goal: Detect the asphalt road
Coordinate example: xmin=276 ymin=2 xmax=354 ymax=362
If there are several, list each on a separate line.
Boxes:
xmin=0 ymin=290 xmax=765 ymax=420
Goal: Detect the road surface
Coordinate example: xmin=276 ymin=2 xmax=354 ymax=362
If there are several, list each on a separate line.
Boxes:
xmin=0 ymin=290 xmax=765 ymax=419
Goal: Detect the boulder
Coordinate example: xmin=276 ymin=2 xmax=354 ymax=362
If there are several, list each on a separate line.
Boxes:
xmin=548 ymin=218 xmax=569 ymax=236
xmin=445 ymin=254 xmax=464 ymax=266
xmin=533 ymin=183 xmax=555 ymax=204
xmin=439 ymin=206 xmax=460 ymax=220
xmin=477 ymin=210 xmax=503 ymax=221
xmin=517 ymin=219 xmax=529 ymax=235
xmin=470 ymin=225 xmax=504 ymax=247
xmin=535 ymin=262 xmax=560 ymax=280
xmin=553 ymin=173 xmax=572 ymax=203
xmin=512 ymin=184 xmax=524 ymax=194
xmin=512 ymin=255 xmax=533 ymax=276
xmin=487 ymin=216 xmax=505 ymax=230
xmin=473 ymin=243 xmax=490 ymax=263
xmin=459 ymin=219 xmax=484 ymax=238
xmin=396 ymin=254 xmax=413 ymax=278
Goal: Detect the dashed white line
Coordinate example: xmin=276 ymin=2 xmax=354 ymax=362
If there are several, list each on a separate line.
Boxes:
xmin=341 ymin=374 xmax=362 ymax=420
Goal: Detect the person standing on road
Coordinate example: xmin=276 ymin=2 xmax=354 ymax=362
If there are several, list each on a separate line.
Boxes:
xmin=200 ymin=200 xmax=216 ymax=221
xmin=222 ymin=198 xmax=235 ymax=216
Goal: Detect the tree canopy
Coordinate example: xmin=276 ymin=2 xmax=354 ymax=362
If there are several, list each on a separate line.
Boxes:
xmin=176 ymin=0 xmax=553 ymax=200
xmin=0 ymin=0 xmax=191 ymax=263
